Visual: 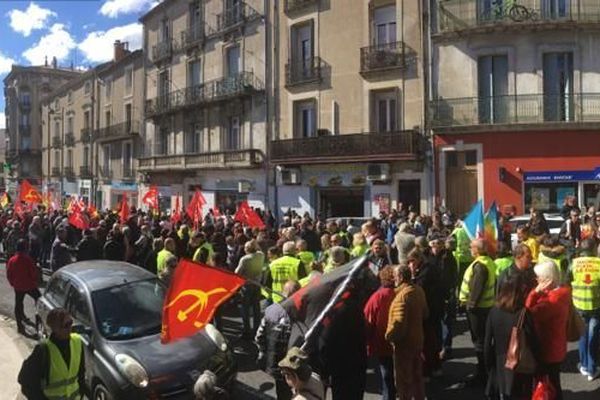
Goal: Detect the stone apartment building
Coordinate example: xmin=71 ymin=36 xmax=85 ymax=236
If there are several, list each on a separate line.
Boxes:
xmin=139 ymin=0 xmax=268 ymax=214
xmin=269 ymin=0 xmax=429 ymax=217
xmin=41 ymin=43 xmax=144 ymax=208
xmin=3 ymin=62 xmax=82 ymax=196
xmin=430 ymin=0 xmax=600 ymax=215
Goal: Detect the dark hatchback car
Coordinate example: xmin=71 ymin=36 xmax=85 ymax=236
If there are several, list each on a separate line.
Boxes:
xmin=36 ymin=261 xmax=236 ymax=400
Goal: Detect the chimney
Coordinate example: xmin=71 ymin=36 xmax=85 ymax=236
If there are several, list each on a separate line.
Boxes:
xmin=52 ymin=56 xmax=57 ymax=69
xmin=114 ymin=40 xmax=127 ymax=62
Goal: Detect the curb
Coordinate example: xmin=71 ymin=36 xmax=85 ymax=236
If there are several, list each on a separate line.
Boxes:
xmin=0 ymin=317 xmax=33 ymax=400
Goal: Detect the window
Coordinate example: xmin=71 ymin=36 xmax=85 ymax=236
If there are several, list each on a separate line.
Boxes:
xmin=125 ymin=67 xmax=133 ymax=95
xmin=46 ymin=277 xmax=70 ymax=307
xmin=20 ymin=137 xmax=31 ymax=150
xmin=186 ymin=123 xmax=204 ymax=153
xmin=225 ymin=116 xmax=241 ymax=150
xmin=525 ymin=182 xmax=578 ymax=213
xmin=123 ymin=142 xmax=133 ymax=176
xmin=84 ymin=81 xmax=91 ymax=94
xmin=373 ymin=5 xmax=396 ymax=45
xmin=159 ymin=71 xmax=170 ymax=98
xmin=53 ymin=151 xmax=60 ymax=168
xmin=83 ymin=146 xmax=89 ymax=167
xmin=105 ymin=110 xmax=111 ymax=128
xmin=67 ymin=149 xmax=73 ymax=168
xmin=542 ymin=0 xmax=568 ymax=19
xmin=372 ymin=90 xmax=398 ymax=132
xmin=188 ymin=60 xmax=202 ymax=87
xmin=294 ymin=100 xmax=316 ymax=138
xmin=54 ymin=121 xmax=60 ymax=138
xmin=67 ymin=117 xmax=74 ymax=134
xmin=226 ymin=46 xmax=240 ymax=77
xmin=103 ymin=144 xmax=111 ymax=172
xmin=478 ymin=55 xmax=508 ymax=123
xmin=67 ymin=285 xmax=91 ymax=326
xmin=158 ymin=126 xmax=169 ymax=155
xmin=20 ymin=113 xmax=30 ymax=126
xmin=125 ymin=104 xmax=132 ymax=132
xmin=21 ymin=91 xmax=31 ymax=106
xmin=190 ymin=1 xmax=202 ymax=29
xmin=543 ymin=52 xmax=573 ymax=121
xmin=291 ymin=22 xmax=314 ymax=75
xmin=105 ymin=79 xmax=112 ymax=99
xmin=161 ymin=19 xmax=170 ymax=42
xmin=84 ymin=111 xmax=91 ymax=129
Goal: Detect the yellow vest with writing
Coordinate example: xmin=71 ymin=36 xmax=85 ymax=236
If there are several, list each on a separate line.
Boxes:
xmin=459 ymin=256 xmax=497 ymax=308
xmin=269 ymin=255 xmax=300 ymax=303
xmin=571 ymin=256 xmax=600 ymax=311
xmin=43 ymin=333 xmax=82 ymax=400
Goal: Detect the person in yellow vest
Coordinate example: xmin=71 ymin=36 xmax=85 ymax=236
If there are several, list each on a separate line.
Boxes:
xmin=495 ymin=244 xmax=535 ymax=294
xmin=265 ymin=241 xmax=306 ymax=303
xmin=458 ymin=238 xmax=496 ymax=386
xmin=350 ymin=233 xmax=369 ymax=259
xmin=570 ymin=238 xmax=600 ymax=380
xmin=323 ymin=246 xmax=349 ymax=274
xmin=157 ymin=237 xmax=176 ymax=275
xmin=18 ymin=308 xmax=86 ymax=399
xmin=193 ymin=232 xmax=215 ymax=265
xmin=539 ymin=235 xmax=569 ymax=285
xmin=295 ymin=239 xmax=315 ymax=274
xmin=517 ymin=225 xmax=540 ymax=264
xmin=299 ymin=261 xmax=324 ymax=287
xmin=493 ymin=241 xmax=514 ymax=278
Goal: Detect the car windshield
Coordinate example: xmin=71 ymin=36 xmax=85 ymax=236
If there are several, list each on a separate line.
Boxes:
xmin=92 ymin=278 xmax=166 ymax=340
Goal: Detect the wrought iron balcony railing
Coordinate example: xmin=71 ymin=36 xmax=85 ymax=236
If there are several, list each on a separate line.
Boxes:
xmin=437 ymin=0 xmax=600 ymax=34
xmin=65 ymin=132 xmax=75 ymax=147
xmin=215 ymin=2 xmax=260 ymax=33
xmin=430 ymin=93 xmax=600 ymax=128
xmin=181 ymin=23 xmax=205 ymax=49
xmin=122 ymin=168 xmax=136 ymax=180
xmin=79 ymin=165 xmax=93 ymax=178
xmin=145 ymin=72 xmax=264 ymax=118
xmin=81 ymin=127 xmax=92 ymax=143
xmin=285 ymin=56 xmax=323 ymax=87
xmin=138 ymin=149 xmax=263 ymax=171
xmin=99 ymin=166 xmax=113 ymax=179
xmin=51 ymin=136 xmax=62 ymax=148
xmin=96 ymin=121 xmax=140 ymax=141
xmin=285 ymin=0 xmax=319 ymax=14
xmin=360 ymin=41 xmax=410 ymax=75
xmin=270 ymin=130 xmax=419 ymax=163
xmin=152 ymin=39 xmax=176 ymax=63
xmin=51 ymin=167 xmax=61 ymax=177
xmin=64 ymin=167 xmax=75 ymax=181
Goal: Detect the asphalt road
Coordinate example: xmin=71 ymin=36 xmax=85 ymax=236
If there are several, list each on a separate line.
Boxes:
xmin=0 ymin=263 xmax=599 ymax=399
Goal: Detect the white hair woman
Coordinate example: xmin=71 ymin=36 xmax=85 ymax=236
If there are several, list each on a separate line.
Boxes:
xmin=525 ymin=260 xmax=572 ymax=399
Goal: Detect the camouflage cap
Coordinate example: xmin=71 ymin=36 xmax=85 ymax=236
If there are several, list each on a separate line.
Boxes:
xmin=278 ymin=347 xmax=309 ymax=371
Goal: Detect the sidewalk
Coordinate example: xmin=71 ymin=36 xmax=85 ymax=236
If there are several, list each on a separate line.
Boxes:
xmin=0 ymin=317 xmax=30 ymax=400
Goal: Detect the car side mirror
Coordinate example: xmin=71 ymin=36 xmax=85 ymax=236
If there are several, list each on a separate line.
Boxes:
xmin=72 ymin=323 xmax=92 ymax=338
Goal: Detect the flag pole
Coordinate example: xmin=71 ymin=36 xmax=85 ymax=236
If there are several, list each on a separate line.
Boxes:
xmin=299 ymin=256 xmax=367 ymax=351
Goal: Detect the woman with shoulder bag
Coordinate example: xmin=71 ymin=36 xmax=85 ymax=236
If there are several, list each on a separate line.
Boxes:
xmin=484 ymin=274 xmax=539 ymax=399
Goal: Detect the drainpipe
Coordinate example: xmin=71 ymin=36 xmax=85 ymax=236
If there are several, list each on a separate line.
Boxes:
xmin=263 ymin=0 xmax=271 ymax=213
xmin=272 ymin=0 xmax=280 ymax=220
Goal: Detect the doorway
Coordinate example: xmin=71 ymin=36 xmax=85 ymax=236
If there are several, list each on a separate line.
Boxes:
xmin=445 ymin=150 xmax=478 ymax=216
xmin=319 ymin=188 xmax=364 ymax=218
xmin=398 ymin=179 xmax=421 ymax=214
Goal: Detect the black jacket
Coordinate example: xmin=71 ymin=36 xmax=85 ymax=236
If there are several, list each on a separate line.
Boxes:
xmin=76 ymin=236 xmax=103 ymax=261
xmin=103 ymin=235 xmax=125 ymax=261
xmin=413 ymin=263 xmax=444 ymax=321
xmin=496 ymin=264 xmax=537 ymax=295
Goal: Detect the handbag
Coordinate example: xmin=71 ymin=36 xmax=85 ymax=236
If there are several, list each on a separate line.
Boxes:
xmin=566 ymin=303 xmax=585 ymax=342
xmin=532 ymin=375 xmax=557 ymax=400
xmin=505 ymin=308 xmax=537 ymax=374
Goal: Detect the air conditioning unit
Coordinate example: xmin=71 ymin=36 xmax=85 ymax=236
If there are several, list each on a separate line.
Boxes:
xmin=238 ymin=180 xmax=253 ymax=193
xmin=366 ymin=163 xmax=390 ymax=181
xmin=280 ymin=168 xmax=301 ymax=185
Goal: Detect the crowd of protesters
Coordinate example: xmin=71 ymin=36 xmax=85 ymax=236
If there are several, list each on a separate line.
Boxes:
xmin=3 ymin=197 xmax=600 ymax=400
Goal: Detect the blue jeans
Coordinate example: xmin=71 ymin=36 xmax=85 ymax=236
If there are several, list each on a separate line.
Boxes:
xmin=578 ymin=310 xmax=600 ymax=374
xmin=378 ymin=356 xmax=396 ymax=400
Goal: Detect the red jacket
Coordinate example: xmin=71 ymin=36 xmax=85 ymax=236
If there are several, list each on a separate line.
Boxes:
xmin=6 ymin=252 xmax=39 ymax=292
xmin=364 ymin=286 xmax=396 ymax=358
xmin=525 ymin=286 xmax=571 ymax=363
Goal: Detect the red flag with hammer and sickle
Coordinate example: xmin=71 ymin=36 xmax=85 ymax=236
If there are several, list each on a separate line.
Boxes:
xmin=161 ymin=259 xmax=246 ymax=343
xmin=142 ymin=186 xmax=159 ymax=210
xmin=19 ymin=180 xmax=43 ymax=204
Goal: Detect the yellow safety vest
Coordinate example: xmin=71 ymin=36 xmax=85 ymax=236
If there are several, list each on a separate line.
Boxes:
xmin=269 ymin=255 xmax=300 ymax=303
xmin=459 ymin=256 xmax=497 ymax=308
xmin=156 ymin=249 xmax=174 ymax=275
xmin=494 ymin=256 xmax=514 ymax=277
xmin=297 ymin=251 xmax=315 ymax=273
xmin=350 ymin=244 xmax=368 ymax=259
xmin=43 ymin=333 xmax=82 ymax=400
xmin=193 ymin=242 xmax=214 ymax=264
xmin=571 ymin=256 xmax=600 ymax=311
xmin=523 ymin=237 xmax=540 ymax=263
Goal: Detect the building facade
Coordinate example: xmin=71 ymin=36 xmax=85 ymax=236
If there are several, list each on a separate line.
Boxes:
xmin=4 ymin=63 xmax=81 ymax=196
xmin=140 ymin=0 xmax=268 ymax=214
xmin=430 ymin=0 xmax=600 ymax=215
xmin=270 ymin=0 xmax=429 ymax=218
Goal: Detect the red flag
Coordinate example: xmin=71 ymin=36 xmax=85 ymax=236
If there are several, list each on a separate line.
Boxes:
xmin=14 ymin=201 xmax=25 ymax=219
xmin=161 ymin=259 xmax=245 ymax=343
xmin=186 ymin=190 xmax=205 ymax=225
xmin=171 ymin=195 xmax=182 ymax=224
xmin=88 ymin=204 xmax=99 ymax=219
xmin=19 ymin=180 xmax=43 ymax=204
xmin=234 ymin=201 xmax=265 ymax=229
xmin=119 ymin=193 xmax=129 ymax=224
xmin=143 ymin=186 xmax=159 ymax=210
xmin=69 ymin=209 xmax=90 ymax=230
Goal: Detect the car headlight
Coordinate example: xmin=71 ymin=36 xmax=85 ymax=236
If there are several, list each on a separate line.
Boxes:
xmin=115 ymin=354 xmax=149 ymax=388
xmin=204 ymin=323 xmax=228 ymax=352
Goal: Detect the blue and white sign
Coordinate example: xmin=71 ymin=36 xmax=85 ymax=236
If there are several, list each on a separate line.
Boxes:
xmin=524 ymin=167 xmax=600 ymax=182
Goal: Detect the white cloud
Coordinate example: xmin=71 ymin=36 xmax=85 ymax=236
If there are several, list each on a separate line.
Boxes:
xmin=0 ymin=51 xmax=16 ymax=75
xmin=7 ymin=2 xmax=56 ymax=37
xmin=78 ymin=23 xmax=142 ymax=63
xmin=99 ymin=0 xmax=157 ymax=18
xmin=22 ymin=23 xmax=76 ymax=65
xmin=0 ymin=113 xmax=5 ymax=130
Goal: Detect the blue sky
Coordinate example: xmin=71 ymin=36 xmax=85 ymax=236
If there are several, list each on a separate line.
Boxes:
xmin=0 ymin=0 xmax=157 ymax=128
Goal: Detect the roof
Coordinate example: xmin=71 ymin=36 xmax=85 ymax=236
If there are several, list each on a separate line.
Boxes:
xmin=3 ymin=65 xmax=82 ymax=85
xmin=59 ymin=261 xmax=156 ymax=291
xmin=139 ymin=0 xmax=173 ymax=22
xmin=40 ymin=61 xmax=113 ymax=105
xmin=98 ymin=49 xmax=144 ymax=77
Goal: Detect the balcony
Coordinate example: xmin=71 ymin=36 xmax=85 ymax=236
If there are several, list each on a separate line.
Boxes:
xmin=96 ymin=121 xmax=140 ymax=141
xmin=437 ymin=0 xmax=600 ymax=36
xmin=51 ymin=167 xmax=61 ymax=177
xmin=51 ymin=136 xmax=62 ymax=148
xmin=19 ymin=124 xmax=31 ymax=136
xmin=138 ymin=149 xmax=263 ymax=171
xmin=145 ymin=72 xmax=264 ymax=118
xmin=181 ymin=23 xmax=205 ymax=49
xmin=270 ymin=130 xmax=419 ymax=164
xmin=360 ymin=41 xmax=411 ymax=76
xmin=64 ymin=167 xmax=76 ymax=181
xmin=81 ymin=127 xmax=92 ymax=143
xmin=99 ymin=166 xmax=113 ymax=181
xmin=152 ymin=39 xmax=176 ymax=64
xmin=430 ymin=93 xmax=600 ymax=129
xmin=285 ymin=56 xmax=324 ymax=87
xmin=79 ymin=165 xmax=93 ymax=178
xmin=285 ymin=0 xmax=319 ymax=14
xmin=65 ymin=132 xmax=75 ymax=147
xmin=215 ymin=2 xmax=260 ymax=35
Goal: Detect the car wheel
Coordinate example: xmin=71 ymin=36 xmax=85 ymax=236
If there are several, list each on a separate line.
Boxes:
xmin=93 ymin=383 xmax=114 ymax=400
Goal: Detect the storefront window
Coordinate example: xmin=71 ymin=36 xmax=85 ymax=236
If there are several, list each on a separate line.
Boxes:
xmin=583 ymin=183 xmax=600 ymax=209
xmin=524 ymin=183 xmax=577 ymax=213
xmin=216 ymin=191 xmax=247 ymax=215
